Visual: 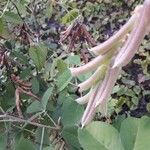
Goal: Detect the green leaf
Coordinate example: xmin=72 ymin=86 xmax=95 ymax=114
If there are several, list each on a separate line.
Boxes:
xmin=16 ymin=1 xmax=27 ymax=16
xmin=41 ymin=87 xmax=53 ymax=110
xmin=31 ymin=77 xmax=39 ymax=94
xmin=43 ymin=146 xmax=54 ymax=150
xmin=66 ymin=55 xmax=81 ymax=66
xmin=116 ymin=85 xmax=128 ymax=96
xmin=112 ymin=85 xmax=120 ymax=94
xmin=121 ymin=78 xmax=136 ymax=86
xmin=0 ymin=17 xmax=8 ymax=38
xmin=3 ymin=11 xmax=23 ymax=24
xmin=62 ymin=9 xmax=79 ymax=24
xmin=112 ymin=115 xmax=126 ymax=131
xmin=57 ymin=89 xmax=68 ymax=105
xmin=133 ymin=86 xmax=141 ymax=95
xmin=120 ymin=116 xmax=150 ymax=150
xmin=11 ymin=51 xmax=29 ymax=65
xmin=62 ymin=126 xmax=81 ymax=149
xmin=77 ymin=71 xmax=92 ymax=82
xmin=49 ymin=59 xmax=57 ymax=78
xmin=45 ymin=1 xmax=53 ymax=18
xmin=62 ymin=99 xmax=84 ymax=126
xmin=26 ymin=101 xmax=42 ymax=113
xmin=35 ymin=127 xmax=50 ymax=147
xmin=29 ymin=44 xmax=47 ymax=70
xmin=57 ymin=59 xmax=68 ymax=75
xmin=15 ymin=137 xmax=36 ymax=150
xmin=78 ymin=121 xmax=124 ymax=150
xmin=126 ymin=89 xmax=136 ymax=97
xmin=20 ymin=67 xmax=32 ymax=79
xmin=131 ymin=96 xmax=139 ymax=105
xmin=56 ymin=69 xmax=72 ymax=92
xmin=0 ymin=134 xmax=6 ymax=150
xmin=1 ymin=82 xmax=15 ymax=110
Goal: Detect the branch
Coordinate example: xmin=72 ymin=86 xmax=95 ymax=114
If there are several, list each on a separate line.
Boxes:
xmin=0 ymin=114 xmax=60 ymax=130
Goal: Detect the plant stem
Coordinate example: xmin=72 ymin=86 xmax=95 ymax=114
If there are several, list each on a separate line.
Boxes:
xmin=0 ymin=114 xmax=60 ymax=130
xmin=39 ymin=127 xmax=45 ymax=150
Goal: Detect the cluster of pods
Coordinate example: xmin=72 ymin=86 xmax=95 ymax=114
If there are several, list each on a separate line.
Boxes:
xmin=69 ymin=0 xmax=150 ymax=127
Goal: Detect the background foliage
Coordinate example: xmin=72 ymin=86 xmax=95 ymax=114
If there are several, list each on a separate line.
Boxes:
xmin=0 ymin=0 xmax=150 ymax=149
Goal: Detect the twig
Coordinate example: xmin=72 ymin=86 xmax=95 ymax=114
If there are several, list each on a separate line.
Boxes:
xmin=46 ymin=112 xmax=57 ymax=127
xmin=0 ymin=36 xmax=7 ymax=40
xmin=15 ymin=88 xmax=23 ymax=118
xmin=0 ymin=114 xmax=60 ymax=130
xmin=22 ymin=111 xmax=45 ymax=129
xmin=12 ymin=124 xmax=36 ymax=135
xmin=0 ymin=106 xmax=5 ymax=113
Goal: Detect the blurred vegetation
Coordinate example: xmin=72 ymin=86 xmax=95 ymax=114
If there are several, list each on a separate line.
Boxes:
xmin=0 ymin=0 xmax=150 ymax=149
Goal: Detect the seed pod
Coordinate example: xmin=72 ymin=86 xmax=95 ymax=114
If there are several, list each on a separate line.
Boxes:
xmin=78 ymin=64 xmax=107 ymax=92
xmin=113 ymin=1 xmax=150 ymax=68
xmin=95 ymin=67 xmax=121 ymax=107
xmin=80 ymin=65 xmax=121 ymax=127
xmin=97 ymin=100 xmax=107 ymax=116
xmin=81 ymin=83 xmax=99 ymax=127
xmin=75 ymin=88 xmax=93 ymax=104
xmin=70 ymin=55 xmax=105 ymax=77
xmin=60 ymin=23 xmax=73 ymax=43
xmin=70 ymin=48 xmax=115 ymax=77
xmin=144 ymin=0 xmax=150 ymax=29
xmin=89 ymin=13 xmax=138 ymax=55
